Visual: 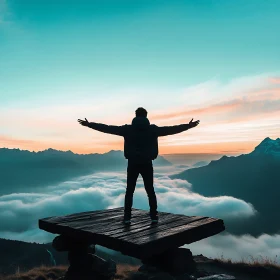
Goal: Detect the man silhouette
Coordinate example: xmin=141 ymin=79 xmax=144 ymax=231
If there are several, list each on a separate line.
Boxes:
xmin=78 ymin=107 xmax=200 ymax=225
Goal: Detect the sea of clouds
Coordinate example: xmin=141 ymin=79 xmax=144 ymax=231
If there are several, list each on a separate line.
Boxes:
xmin=0 ymin=165 xmax=279 ymax=263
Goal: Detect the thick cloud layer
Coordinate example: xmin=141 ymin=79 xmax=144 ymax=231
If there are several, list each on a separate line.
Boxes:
xmin=0 ymin=166 xmax=254 ymax=238
xmin=187 ymin=233 xmax=280 ymax=263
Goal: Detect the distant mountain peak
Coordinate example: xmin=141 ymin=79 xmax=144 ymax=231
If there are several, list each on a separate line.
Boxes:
xmin=46 ymin=148 xmax=57 ymax=152
xmin=252 ymin=137 xmax=280 ymax=155
xmin=261 ymin=137 xmax=272 ymax=142
xmin=106 ymin=150 xmax=122 ymax=154
xmin=40 ymin=148 xmax=63 ymax=154
xmin=39 ymin=148 xmax=74 ymax=154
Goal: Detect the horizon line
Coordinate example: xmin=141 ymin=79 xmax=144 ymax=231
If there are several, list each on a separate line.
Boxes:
xmin=0 ymin=146 xmax=246 ymax=156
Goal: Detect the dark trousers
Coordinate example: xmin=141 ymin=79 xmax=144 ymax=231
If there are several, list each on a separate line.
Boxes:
xmin=124 ymin=160 xmax=158 ymax=218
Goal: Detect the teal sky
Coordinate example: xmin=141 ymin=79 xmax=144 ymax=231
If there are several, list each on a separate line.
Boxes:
xmin=1 ymin=0 xmax=280 ymax=154
xmin=1 ymin=0 xmax=280 ymax=103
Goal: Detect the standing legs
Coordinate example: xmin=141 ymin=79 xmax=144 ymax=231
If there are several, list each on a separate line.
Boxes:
xmin=124 ymin=160 xmax=158 ymax=220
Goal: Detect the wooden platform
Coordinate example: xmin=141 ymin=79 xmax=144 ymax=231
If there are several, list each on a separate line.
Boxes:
xmin=39 ymin=207 xmax=225 ymax=259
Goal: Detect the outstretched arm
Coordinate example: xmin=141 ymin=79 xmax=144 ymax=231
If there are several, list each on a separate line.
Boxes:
xmin=78 ymin=118 xmax=126 ymax=136
xmin=156 ymin=118 xmax=200 ymax=137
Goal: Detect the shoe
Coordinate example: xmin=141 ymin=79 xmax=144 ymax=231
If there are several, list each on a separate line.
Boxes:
xmin=151 ymin=219 xmax=158 ymax=224
xmin=123 ymin=213 xmax=131 ymax=225
xmin=123 ymin=219 xmax=131 ymax=225
xmin=150 ymin=214 xmax=158 ymax=224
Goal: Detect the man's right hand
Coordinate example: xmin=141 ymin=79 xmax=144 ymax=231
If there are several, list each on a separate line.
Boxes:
xmin=189 ymin=118 xmax=200 ymax=128
xmin=78 ymin=118 xmax=89 ymax=127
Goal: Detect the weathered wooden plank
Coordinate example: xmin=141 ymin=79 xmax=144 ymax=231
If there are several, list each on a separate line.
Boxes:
xmin=108 ymin=214 xmax=187 ymax=238
xmin=93 ymin=213 xmax=170 ymax=234
xmin=134 ymin=217 xmax=221 ymax=245
xmin=59 ymin=211 xmax=151 ymax=233
xmin=116 ymin=216 xmax=206 ymax=240
xmin=104 ymin=213 xmax=175 ymax=237
xmin=56 ymin=209 xmax=141 ymax=227
xmin=58 ymin=211 xmax=167 ymax=234
xmin=58 ymin=213 xmax=123 ymax=226
xmin=60 ymin=212 xmax=175 ymax=237
xmin=45 ymin=207 xmax=124 ymax=223
xmin=39 ymin=207 xmax=135 ymax=233
xmin=41 ymin=209 xmax=175 ymax=236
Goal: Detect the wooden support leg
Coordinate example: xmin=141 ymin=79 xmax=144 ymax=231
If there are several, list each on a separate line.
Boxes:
xmin=52 ymin=235 xmax=116 ymax=280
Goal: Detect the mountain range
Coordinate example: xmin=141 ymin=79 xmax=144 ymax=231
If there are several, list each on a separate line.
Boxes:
xmin=0 ymin=148 xmax=171 ymax=196
xmin=171 ymin=137 xmax=280 ymax=236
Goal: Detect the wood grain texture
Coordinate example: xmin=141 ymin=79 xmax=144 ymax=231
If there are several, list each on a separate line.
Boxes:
xmin=39 ymin=207 xmax=225 ymax=258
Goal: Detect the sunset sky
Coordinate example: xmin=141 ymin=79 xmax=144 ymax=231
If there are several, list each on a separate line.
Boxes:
xmin=1 ymin=0 xmax=280 ymax=155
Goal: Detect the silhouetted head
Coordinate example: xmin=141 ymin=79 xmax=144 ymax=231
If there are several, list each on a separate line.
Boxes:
xmin=135 ymin=107 xmax=147 ymax=118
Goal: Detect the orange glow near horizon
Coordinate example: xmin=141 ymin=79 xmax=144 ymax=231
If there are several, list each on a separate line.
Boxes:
xmin=0 ymin=135 xmax=260 ymax=155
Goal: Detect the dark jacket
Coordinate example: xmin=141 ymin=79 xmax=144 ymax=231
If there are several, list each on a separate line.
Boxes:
xmin=88 ymin=117 xmax=191 ymax=162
